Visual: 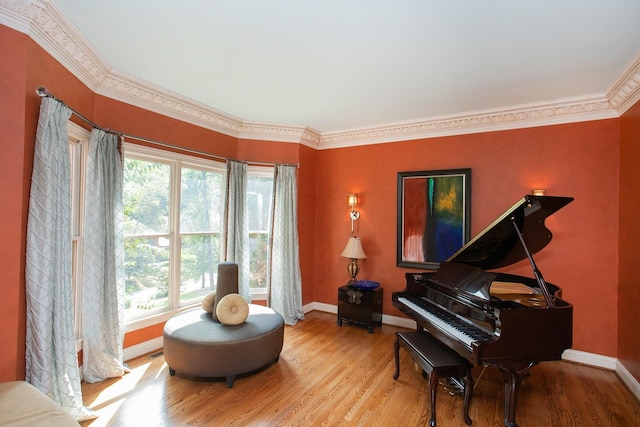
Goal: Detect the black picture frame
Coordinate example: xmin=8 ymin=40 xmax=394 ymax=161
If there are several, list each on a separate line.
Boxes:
xmin=397 ymin=168 xmax=471 ymax=269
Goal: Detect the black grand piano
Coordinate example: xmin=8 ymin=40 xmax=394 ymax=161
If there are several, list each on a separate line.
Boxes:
xmin=392 ymin=195 xmax=574 ymax=427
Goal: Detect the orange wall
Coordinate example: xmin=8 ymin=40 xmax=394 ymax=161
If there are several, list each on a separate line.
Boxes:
xmin=296 ymin=144 xmax=317 ymax=306
xmin=314 ymin=122 xmax=620 ymax=357
xmin=0 ymin=23 xmax=635 ymax=381
xmin=0 ymin=25 xmax=97 ymax=382
xmin=619 ymin=100 xmax=640 ymax=380
xmin=0 ymin=25 xmax=28 ymax=382
xmin=0 ymin=26 xmax=318 ymax=374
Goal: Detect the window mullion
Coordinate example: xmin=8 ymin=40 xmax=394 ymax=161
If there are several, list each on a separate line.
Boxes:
xmin=169 ymin=160 xmax=182 ymax=311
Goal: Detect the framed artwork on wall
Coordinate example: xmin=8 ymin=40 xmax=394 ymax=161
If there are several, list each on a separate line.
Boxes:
xmin=397 ymin=168 xmax=471 ymax=269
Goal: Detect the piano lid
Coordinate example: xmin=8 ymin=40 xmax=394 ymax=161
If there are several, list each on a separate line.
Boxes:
xmin=447 ymin=195 xmax=573 ymax=270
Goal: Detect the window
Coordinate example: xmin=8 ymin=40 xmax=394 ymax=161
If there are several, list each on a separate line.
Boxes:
xmin=67 ymin=122 xmax=88 ymax=347
xmin=68 ymin=132 xmax=276 ymax=333
xmin=122 ymin=145 xmax=276 ymax=323
xmin=123 ymin=145 xmax=226 ymax=322
xmin=123 ymin=155 xmax=173 ymax=317
xmin=247 ymin=168 xmax=274 ymax=292
xmin=179 ymin=164 xmax=224 ymax=302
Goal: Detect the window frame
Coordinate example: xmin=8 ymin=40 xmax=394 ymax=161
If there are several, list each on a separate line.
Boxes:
xmin=246 ymin=165 xmax=275 ymax=301
xmin=67 ymin=121 xmax=89 ymax=352
xmin=74 ymin=141 xmax=276 ymax=333
xmin=123 ymin=143 xmax=227 ymax=332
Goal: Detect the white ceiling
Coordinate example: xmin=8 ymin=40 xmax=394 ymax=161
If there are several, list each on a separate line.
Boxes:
xmin=52 ymin=0 xmax=640 ymax=134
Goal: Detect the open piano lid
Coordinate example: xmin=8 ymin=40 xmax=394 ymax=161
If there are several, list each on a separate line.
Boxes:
xmin=447 ymin=195 xmax=574 ymax=270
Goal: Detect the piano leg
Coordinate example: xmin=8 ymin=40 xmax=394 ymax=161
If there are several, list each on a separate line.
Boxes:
xmin=393 ymin=334 xmax=400 ymax=380
xmin=497 ymin=362 xmax=535 ymax=427
xmin=463 ymin=371 xmax=474 ymax=426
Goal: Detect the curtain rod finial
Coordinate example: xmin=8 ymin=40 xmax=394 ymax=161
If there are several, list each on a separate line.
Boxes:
xmin=36 ymin=86 xmax=49 ymax=97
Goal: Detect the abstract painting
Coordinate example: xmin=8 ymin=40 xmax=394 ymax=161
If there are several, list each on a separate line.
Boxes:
xmin=397 ymin=169 xmax=471 ymax=269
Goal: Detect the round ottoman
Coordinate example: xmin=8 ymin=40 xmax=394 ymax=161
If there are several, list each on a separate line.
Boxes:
xmin=163 ymin=304 xmax=284 ymax=388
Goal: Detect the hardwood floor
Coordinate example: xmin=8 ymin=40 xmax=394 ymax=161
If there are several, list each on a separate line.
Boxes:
xmin=80 ymin=311 xmax=640 ymax=427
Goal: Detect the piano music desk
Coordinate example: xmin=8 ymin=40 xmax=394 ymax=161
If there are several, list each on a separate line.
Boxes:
xmin=394 ymin=331 xmax=473 ymax=426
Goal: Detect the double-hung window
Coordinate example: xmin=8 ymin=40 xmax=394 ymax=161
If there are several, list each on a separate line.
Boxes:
xmin=123 ymin=144 xmax=274 ymax=326
xmin=247 ymin=167 xmax=274 ymax=297
xmin=68 ymin=122 xmax=88 ymax=347
xmin=123 ymin=144 xmax=226 ymax=322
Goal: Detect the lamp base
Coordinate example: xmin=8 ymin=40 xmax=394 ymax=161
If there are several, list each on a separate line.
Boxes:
xmin=347 ymin=258 xmax=360 ymax=282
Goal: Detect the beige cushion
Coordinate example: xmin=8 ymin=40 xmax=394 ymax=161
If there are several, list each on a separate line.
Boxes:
xmin=201 ymin=292 xmax=216 ymax=313
xmin=216 ymin=293 xmax=249 ymax=325
xmin=0 ymin=381 xmax=81 ymax=426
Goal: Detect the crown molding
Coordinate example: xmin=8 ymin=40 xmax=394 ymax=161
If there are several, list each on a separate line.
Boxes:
xmin=2 ymin=0 xmax=639 ymax=150
xmin=0 ymin=0 xmax=110 ymax=92
xmin=97 ymin=69 xmax=245 ymax=137
xmin=239 ymin=122 xmax=321 ymax=148
xmin=0 ymin=0 xmax=43 ymax=32
xmin=318 ymin=96 xmax=618 ymax=149
xmin=607 ymin=54 xmax=640 ymax=115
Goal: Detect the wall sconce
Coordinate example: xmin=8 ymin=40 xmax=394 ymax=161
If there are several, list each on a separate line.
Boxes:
xmin=348 ymin=194 xmax=360 ymax=233
xmin=532 ymin=189 xmax=547 ymax=196
xmin=340 ymin=236 xmax=367 ymax=283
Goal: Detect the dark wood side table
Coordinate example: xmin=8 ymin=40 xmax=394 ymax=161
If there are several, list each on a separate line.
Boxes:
xmin=337 ymin=285 xmax=383 ymax=333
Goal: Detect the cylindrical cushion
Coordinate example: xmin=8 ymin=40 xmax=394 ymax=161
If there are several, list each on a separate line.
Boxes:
xmin=201 ymin=292 xmax=216 ymax=313
xmin=163 ymin=304 xmax=284 ymax=379
xmin=212 ymin=262 xmax=239 ymax=322
xmin=216 ymin=293 xmax=249 ymax=325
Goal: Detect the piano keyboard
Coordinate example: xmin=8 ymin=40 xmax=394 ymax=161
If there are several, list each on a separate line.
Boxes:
xmin=397 ymin=296 xmax=493 ymax=349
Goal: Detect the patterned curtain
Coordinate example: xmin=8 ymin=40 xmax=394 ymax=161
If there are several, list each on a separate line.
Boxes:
xmin=25 ymin=97 xmax=94 ymax=420
xmin=81 ymin=129 xmax=128 ymax=383
xmin=268 ymin=165 xmax=304 ymax=324
xmin=223 ymin=160 xmax=250 ymax=300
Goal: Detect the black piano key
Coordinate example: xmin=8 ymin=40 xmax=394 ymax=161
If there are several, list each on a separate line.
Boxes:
xmin=407 ymin=295 xmax=493 ymax=342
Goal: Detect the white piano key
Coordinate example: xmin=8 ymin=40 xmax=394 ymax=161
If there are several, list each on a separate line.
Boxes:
xmin=397 ymin=296 xmax=477 ymax=347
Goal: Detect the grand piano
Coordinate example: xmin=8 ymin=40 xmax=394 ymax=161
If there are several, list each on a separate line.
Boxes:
xmin=392 ymin=195 xmax=574 ymax=427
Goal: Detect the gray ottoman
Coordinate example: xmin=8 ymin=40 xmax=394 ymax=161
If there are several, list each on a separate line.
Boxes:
xmin=163 ymin=304 xmax=284 ymax=388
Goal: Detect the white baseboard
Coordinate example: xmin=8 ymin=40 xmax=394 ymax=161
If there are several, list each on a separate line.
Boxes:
xmin=304 ymin=302 xmax=334 ymax=314
xmin=616 ymin=359 xmax=640 ymax=401
xmin=123 ymin=337 xmax=163 ymax=361
xmin=381 ymin=313 xmax=416 ymax=329
xmin=561 ymin=350 xmax=640 ymax=402
xmin=309 ymin=301 xmax=417 ymax=329
xmin=561 ymin=349 xmax=617 ymax=370
xmin=124 ymin=302 xmax=640 ymax=403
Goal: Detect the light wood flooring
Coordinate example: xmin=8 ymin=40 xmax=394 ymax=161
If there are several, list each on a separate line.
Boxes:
xmin=80 ymin=311 xmax=640 ymax=426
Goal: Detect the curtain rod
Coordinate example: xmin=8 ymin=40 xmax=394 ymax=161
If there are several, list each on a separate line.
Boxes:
xmin=36 ymin=86 xmax=299 ymax=168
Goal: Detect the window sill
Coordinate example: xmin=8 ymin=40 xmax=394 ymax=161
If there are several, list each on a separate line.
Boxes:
xmin=125 ymin=292 xmax=268 ymax=333
xmin=125 ymin=307 xmax=194 ymax=333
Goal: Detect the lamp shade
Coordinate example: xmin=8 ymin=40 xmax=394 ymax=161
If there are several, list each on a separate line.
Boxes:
xmin=341 ymin=237 xmax=367 ymax=259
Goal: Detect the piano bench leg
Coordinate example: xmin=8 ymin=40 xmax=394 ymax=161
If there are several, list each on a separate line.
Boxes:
xmin=394 ymin=331 xmax=474 ymax=427
xmin=429 ymin=370 xmax=438 ymax=427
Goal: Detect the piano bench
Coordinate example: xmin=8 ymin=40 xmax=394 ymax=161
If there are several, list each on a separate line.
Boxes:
xmin=393 ymin=331 xmax=473 ymax=427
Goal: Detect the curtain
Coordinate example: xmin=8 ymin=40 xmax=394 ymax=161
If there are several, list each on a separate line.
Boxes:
xmin=81 ymin=129 xmax=128 ymax=383
xmin=25 ymin=97 xmax=95 ymax=420
xmin=268 ymin=165 xmax=304 ymax=325
xmin=223 ymin=160 xmax=250 ymax=300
